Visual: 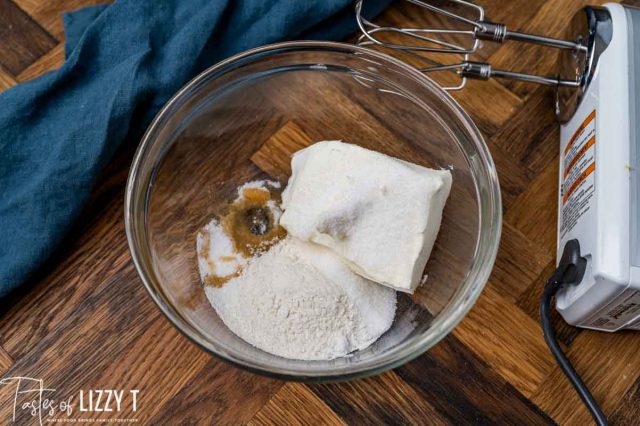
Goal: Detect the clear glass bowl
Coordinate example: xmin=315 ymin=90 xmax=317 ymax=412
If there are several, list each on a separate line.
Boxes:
xmin=125 ymin=41 xmax=501 ymax=381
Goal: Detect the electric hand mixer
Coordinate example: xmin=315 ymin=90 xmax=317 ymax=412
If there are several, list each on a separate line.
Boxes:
xmin=356 ymin=1 xmax=640 ymax=424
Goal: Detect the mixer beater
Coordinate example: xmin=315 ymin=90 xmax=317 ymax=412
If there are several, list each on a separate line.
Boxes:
xmin=355 ymin=0 xmax=586 ymax=90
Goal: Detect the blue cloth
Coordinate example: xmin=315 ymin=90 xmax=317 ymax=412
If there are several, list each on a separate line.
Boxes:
xmin=0 ymin=0 xmax=389 ymax=296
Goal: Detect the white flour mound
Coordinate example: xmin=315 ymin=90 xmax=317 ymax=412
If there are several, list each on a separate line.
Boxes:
xmin=206 ymin=237 xmax=397 ymax=360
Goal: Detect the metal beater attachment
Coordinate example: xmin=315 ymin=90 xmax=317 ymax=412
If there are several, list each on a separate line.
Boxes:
xmin=355 ymin=0 xmax=586 ymax=90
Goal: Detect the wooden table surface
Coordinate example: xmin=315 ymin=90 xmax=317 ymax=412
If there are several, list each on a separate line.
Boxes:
xmin=1 ymin=0 xmax=639 ymax=424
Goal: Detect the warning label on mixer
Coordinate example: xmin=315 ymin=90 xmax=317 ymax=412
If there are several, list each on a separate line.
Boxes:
xmin=583 ymin=289 xmax=640 ymax=331
xmin=560 ymin=110 xmax=596 ymax=238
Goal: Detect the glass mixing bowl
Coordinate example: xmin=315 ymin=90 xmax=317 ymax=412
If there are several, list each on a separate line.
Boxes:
xmin=125 ymin=41 xmax=501 ymax=381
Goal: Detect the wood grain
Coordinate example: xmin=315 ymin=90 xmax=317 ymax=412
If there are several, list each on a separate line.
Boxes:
xmin=147 ymin=361 xmax=282 ymax=424
xmin=80 ymin=317 xmax=212 ymax=423
xmin=0 ymin=67 xmax=17 ymax=91
xmin=0 ymin=347 xmax=12 ymax=376
xmin=13 ymin=0 xmax=106 ymax=40
xmin=249 ymin=383 xmax=346 ymax=426
xmin=1 ymin=0 xmax=640 ymax=424
xmin=395 ymin=334 xmax=554 ymax=424
xmin=490 ymin=86 xmax=559 ymax=178
xmin=0 ymin=0 xmax=57 ymax=75
xmin=532 ymin=330 xmax=640 ymax=424
xmin=488 ymin=222 xmax=554 ymax=300
xmin=311 ymin=370 xmax=450 ymax=425
xmin=453 ymin=285 xmax=556 ymax=398
xmin=17 ymin=42 xmax=64 ymax=82
xmin=610 ymin=378 xmax=640 ymax=426
xmin=250 ymin=121 xmax=313 ymax=181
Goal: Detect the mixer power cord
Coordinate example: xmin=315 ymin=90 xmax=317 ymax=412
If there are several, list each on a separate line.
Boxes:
xmin=539 ymin=239 xmax=608 ymax=426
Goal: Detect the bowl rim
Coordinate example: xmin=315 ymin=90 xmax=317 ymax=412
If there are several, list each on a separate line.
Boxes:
xmin=125 ymin=40 xmax=502 ymax=382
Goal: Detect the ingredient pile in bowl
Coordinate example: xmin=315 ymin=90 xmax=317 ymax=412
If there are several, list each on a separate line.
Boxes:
xmin=196 ymin=141 xmax=452 ymax=361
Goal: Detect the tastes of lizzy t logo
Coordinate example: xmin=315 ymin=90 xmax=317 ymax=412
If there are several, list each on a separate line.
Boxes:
xmin=0 ymin=377 xmax=139 ymax=424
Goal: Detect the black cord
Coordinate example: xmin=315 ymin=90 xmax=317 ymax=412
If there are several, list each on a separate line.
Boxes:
xmin=540 ymin=279 xmax=608 ymax=426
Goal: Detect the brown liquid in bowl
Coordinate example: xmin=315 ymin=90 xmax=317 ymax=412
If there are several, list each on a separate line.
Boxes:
xmin=222 ymin=187 xmax=287 ymax=258
xmin=198 ymin=185 xmax=287 ymax=287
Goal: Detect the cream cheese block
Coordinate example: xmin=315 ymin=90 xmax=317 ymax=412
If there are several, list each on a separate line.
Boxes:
xmin=280 ymin=141 xmax=452 ymax=293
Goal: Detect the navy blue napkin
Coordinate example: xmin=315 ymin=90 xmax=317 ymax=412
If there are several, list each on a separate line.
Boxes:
xmin=0 ymin=0 xmax=390 ymax=296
